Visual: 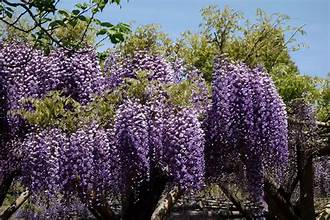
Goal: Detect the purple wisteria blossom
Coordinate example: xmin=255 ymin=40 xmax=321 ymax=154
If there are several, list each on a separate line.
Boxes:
xmin=21 ymin=128 xmax=66 ymax=196
xmin=104 ymin=50 xmax=176 ymax=89
xmin=63 ymin=123 xmax=121 ymax=204
xmin=21 ymin=123 xmax=121 ymax=204
xmin=114 ymin=99 xmax=150 ymax=193
xmin=163 ymin=108 xmax=205 ymax=190
xmin=205 ymin=58 xmax=288 ymax=200
xmin=0 ymin=42 xmax=296 ymax=219
xmin=314 ymin=156 xmax=330 ymax=197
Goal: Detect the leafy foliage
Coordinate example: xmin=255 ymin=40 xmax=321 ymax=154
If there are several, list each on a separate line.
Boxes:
xmin=0 ymin=0 xmax=131 ymax=52
xmin=119 ymin=24 xmax=173 ymax=56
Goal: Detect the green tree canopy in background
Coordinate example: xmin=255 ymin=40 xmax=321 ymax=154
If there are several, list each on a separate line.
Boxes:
xmin=0 ymin=0 xmax=131 ymax=53
xmin=117 ymin=5 xmax=329 ymax=122
xmin=0 ymin=2 xmax=328 ymax=121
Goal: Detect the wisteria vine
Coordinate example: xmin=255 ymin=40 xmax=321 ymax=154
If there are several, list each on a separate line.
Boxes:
xmin=1 ymin=42 xmax=319 ymax=219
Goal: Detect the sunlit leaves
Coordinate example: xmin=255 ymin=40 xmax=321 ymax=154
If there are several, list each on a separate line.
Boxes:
xmin=0 ymin=0 xmax=129 ymax=51
xmin=119 ymin=24 xmax=174 ymax=56
xmin=14 ymin=91 xmax=82 ymax=132
xmin=165 ymin=80 xmax=195 ymax=107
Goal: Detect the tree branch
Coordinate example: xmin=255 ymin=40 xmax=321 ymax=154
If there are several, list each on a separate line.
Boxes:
xmin=0 ymin=18 xmax=35 ymax=33
xmin=264 ymin=178 xmax=300 ymax=220
xmin=2 ymin=0 xmax=65 ymax=48
xmin=218 ymin=183 xmax=254 ymax=220
xmin=0 ymin=190 xmax=30 ymax=220
xmin=270 ymin=24 xmax=306 ymax=69
xmin=88 ymin=202 xmax=118 ymax=220
xmin=10 ymin=11 xmax=28 ymax=26
xmin=151 ymin=185 xmax=181 ymax=220
xmin=243 ymin=20 xmax=281 ymax=63
xmin=78 ymin=12 xmax=95 ymax=47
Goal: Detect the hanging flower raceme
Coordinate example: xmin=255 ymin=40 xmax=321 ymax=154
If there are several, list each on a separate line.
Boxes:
xmin=21 ymin=128 xmax=66 ymax=197
xmin=21 ymin=123 xmax=122 ymax=204
xmin=0 ymin=43 xmax=47 ymax=134
xmin=163 ymin=107 xmax=205 ymax=190
xmin=205 ymin=58 xmax=288 ymax=200
xmin=284 ymin=100 xmax=316 ymax=189
xmin=0 ymin=42 xmax=296 ymax=218
xmin=0 ymin=76 xmax=9 ymax=151
xmin=314 ymin=156 xmax=330 ymax=197
xmin=0 ymin=43 xmax=106 ymax=136
xmin=114 ymin=99 xmax=150 ymax=189
xmin=62 ymin=123 xmax=121 ymax=203
xmin=45 ymin=49 xmax=106 ymax=104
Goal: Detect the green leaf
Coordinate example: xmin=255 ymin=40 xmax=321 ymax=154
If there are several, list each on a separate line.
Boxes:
xmin=72 ymin=9 xmax=80 ymax=15
xmin=40 ymin=17 xmax=52 ymax=23
xmin=4 ymin=10 xmax=13 ymax=18
xmin=49 ymin=20 xmax=66 ymax=29
xmin=106 ymin=28 xmax=117 ymax=36
xmin=77 ymin=15 xmax=87 ymax=21
xmin=100 ymin=22 xmax=113 ymax=28
xmin=97 ymin=29 xmax=107 ymax=36
xmin=112 ymin=0 xmax=121 ymax=4
xmin=109 ymin=33 xmax=124 ymax=44
xmin=93 ymin=18 xmax=102 ymax=25
xmin=93 ymin=0 xmax=109 ymax=11
xmin=68 ymin=19 xmax=78 ymax=27
xmin=58 ymin=10 xmax=69 ymax=17
xmin=92 ymin=7 xmax=99 ymax=14
xmin=75 ymin=3 xmax=89 ymax=10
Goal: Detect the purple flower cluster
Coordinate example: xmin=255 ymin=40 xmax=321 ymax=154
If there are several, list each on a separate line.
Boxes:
xmin=21 ymin=128 xmax=66 ymax=196
xmin=114 ymin=99 xmax=151 ymax=200
xmin=0 ymin=43 xmax=107 ymax=181
xmin=205 ymin=58 xmax=288 ymax=200
xmin=285 ymin=100 xmax=328 ymax=198
xmin=15 ymin=197 xmax=92 ymax=220
xmin=0 ymin=43 xmax=105 ymax=113
xmin=45 ymin=49 xmax=106 ymax=104
xmin=0 ymin=43 xmax=44 ymax=110
xmin=21 ymin=124 xmax=121 ymax=204
xmin=0 ymin=74 xmax=9 ymax=153
xmin=63 ymin=123 xmax=121 ymax=203
xmin=163 ymin=108 xmax=205 ymax=190
xmin=0 ymin=43 xmax=46 ymax=134
xmin=314 ymin=156 xmax=330 ymax=197
xmin=0 ymin=43 xmax=294 ymax=215
xmin=144 ymin=90 xmax=206 ymax=191
xmin=19 ymin=100 xmax=206 ymax=203
xmin=104 ymin=50 xmax=177 ymax=89
xmin=104 ymin=51 xmax=210 ymax=116
xmin=188 ymin=69 xmax=210 ymax=116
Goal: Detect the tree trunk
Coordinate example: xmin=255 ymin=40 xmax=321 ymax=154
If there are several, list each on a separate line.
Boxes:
xmin=151 ymin=185 xmax=181 ymax=220
xmin=0 ymin=190 xmax=30 ymax=220
xmin=121 ymin=168 xmax=168 ymax=220
xmin=219 ymin=183 xmax=254 ymax=220
xmin=264 ymin=179 xmax=300 ymax=220
xmin=88 ymin=202 xmax=118 ymax=220
xmin=299 ymin=156 xmax=315 ymax=220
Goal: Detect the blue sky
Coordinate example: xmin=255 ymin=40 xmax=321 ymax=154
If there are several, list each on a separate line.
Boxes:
xmin=62 ymin=0 xmax=330 ymax=77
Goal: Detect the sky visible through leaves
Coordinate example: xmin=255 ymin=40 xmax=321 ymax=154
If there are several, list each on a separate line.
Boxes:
xmin=59 ymin=0 xmax=330 ymax=77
